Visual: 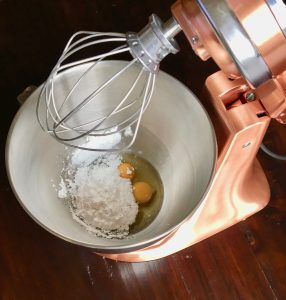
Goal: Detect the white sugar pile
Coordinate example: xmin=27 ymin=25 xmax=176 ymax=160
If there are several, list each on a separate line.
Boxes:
xmin=58 ymin=133 xmax=138 ymax=239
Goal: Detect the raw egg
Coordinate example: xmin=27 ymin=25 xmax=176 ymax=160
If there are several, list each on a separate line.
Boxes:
xmin=118 ymin=162 xmax=135 ymax=180
xmin=133 ymin=181 xmax=154 ymax=204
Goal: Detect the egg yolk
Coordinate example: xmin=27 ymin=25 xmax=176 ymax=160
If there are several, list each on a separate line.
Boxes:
xmin=118 ymin=162 xmax=135 ymax=180
xmin=133 ymin=181 xmax=154 ymax=204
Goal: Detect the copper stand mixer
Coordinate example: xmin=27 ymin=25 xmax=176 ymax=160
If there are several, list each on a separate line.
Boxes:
xmin=7 ymin=0 xmax=286 ymax=262
xmin=99 ymin=0 xmax=286 ymax=261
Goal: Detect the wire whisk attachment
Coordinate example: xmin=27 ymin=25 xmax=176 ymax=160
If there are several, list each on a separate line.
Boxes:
xmin=37 ymin=15 xmax=181 ymax=151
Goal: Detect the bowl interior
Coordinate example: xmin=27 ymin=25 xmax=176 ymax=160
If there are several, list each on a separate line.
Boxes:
xmin=6 ymin=61 xmax=216 ymax=252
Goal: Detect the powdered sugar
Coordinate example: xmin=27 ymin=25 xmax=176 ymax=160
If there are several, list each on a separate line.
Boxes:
xmin=58 ymin=133 xmax=139 ymax=239
xmin=71 ymin=133 xmax=122 ymax=166
xmin=58 ymin=177 xmax=67 ymax=198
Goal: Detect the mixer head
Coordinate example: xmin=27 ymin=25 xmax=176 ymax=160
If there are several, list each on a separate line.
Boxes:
xmin=37 ymin=15 xmax=181 ymax=151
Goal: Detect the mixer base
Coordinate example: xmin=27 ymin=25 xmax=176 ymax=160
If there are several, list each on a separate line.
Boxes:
xmin=98 ymin=71 xmax=271 ymax=262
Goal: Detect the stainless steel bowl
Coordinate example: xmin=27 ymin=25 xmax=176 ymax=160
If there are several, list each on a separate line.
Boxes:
xmin=6 ymin=61 xmax=216 ymax=252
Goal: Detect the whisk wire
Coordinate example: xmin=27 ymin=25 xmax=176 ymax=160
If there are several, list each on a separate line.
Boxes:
xmin=49 ymin=95 xmax=143 ymax=135
xmin=54 ymin=45 xmax=129 ymax=126
xmin=81 ymin=67 xmax=146 ymax=135
xmin=58 ymin=38 xmax=127 ymax=73
xmin=122 ymin=73 xmax=156 ymax=150
xmin=44 ymin=46 xmax=130 ymax=132
xmin=53 ymin=58 xmax=138 ymax=141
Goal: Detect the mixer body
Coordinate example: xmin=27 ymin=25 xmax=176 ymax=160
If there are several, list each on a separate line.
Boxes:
xmin=102 ymin=70 xmax=271 ymax=262
xmin=102 ymin=0 xmax=286 ymax=261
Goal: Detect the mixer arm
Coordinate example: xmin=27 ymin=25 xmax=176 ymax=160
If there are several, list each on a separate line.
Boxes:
xmin=171 ymin=0 xmax=286 ymax=123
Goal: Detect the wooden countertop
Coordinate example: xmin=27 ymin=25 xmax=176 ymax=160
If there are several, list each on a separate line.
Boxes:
xmin=1 ymin=0 xmax=286 ymax=299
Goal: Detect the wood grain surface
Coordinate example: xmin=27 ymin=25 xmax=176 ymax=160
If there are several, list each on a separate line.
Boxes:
xmin=0 ymin=0 xmax=285 ymax=299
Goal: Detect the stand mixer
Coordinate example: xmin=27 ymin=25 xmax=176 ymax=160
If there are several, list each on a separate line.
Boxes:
xmin=8 ymin=0 xmax=286 ymax=262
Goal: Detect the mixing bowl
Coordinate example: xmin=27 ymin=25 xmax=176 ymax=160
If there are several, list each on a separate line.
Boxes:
xmin=6 ymin=61 xmax=216 ymax=253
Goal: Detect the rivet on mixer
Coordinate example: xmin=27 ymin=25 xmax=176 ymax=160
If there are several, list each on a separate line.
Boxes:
xmin=6 ymin=0 xmax=286 ymax=262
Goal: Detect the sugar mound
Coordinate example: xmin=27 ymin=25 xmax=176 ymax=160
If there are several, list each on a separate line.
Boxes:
xmin=58 ymin=134 xmax=138 ymax=239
